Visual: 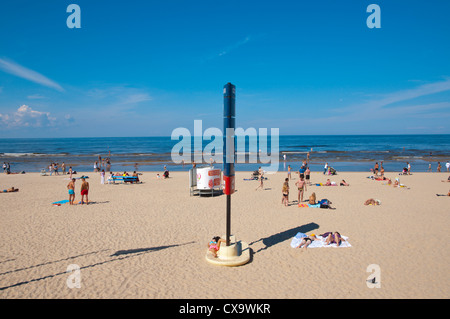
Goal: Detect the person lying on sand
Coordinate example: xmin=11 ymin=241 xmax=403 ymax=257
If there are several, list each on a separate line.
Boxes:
xmin=436 ymin=190 xmax=450 ymax=197
xmin=340 ymin=179 xmax=349 ymax=186
xmin=208 ymin=236 xmax=226 ymax=258
xmin=441 ymin=176 xmax=450 ymax=182
xmin=364 ymin=198 xmax=381 ymax=205
xmin=2 ymin=187 xmax=19 ymax=193
xmin=295 ymin=234 xmax=319 ymax=250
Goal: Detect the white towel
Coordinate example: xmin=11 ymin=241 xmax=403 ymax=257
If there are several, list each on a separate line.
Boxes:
xmin=291 ymin=235 xmax=351 ymax=248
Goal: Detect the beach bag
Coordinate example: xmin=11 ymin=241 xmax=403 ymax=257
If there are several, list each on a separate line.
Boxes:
xmin=319 ymin=199 xmax=330 ymax=209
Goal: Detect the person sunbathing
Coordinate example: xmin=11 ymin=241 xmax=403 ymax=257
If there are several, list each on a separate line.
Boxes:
xmin=340 ymin=180 xmax=349 ymax=186
xmin=441 ymin=176 xmax=450 ymax=182
xmin=3 ymin=187 xmax=19 ymax=193
xmin=324 ymin=179 xmax=332 ymax=186
xmin=321 ymin=232 xmax=345 ymax=246
xmin=295 ymin=234 xmax=319 ymax=250
xmin=364 ymin=198 xmax=381 ymax=205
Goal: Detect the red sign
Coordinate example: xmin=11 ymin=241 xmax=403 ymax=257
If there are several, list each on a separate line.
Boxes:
xmin=223 ymin=175 xmax=235 ymax=195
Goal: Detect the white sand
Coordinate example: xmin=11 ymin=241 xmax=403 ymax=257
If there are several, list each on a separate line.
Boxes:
xmin=0 ymin=170 xmax=449 ymax=298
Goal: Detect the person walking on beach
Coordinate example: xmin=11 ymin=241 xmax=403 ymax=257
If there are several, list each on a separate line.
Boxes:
xmin=295 ymin=174 xmax=307 ymax=203
xmin=67 ymin=178 xmax=76 ymax=205
xmin=100 ymin=169 xmax=105 ymax=184
xmin=323 ymin=163 xmax=328 ymax=175
xmin=80 ymin=177 xmax=89 ymax=204
xmin=61 ymin=162 xmax=66 ymax=175
xmin=407 ymin=162 xmax=411 ymax=175
xmin=374 ymin=162 xmax=379 ymax=176
xmin=437 ymin=162 xmax=441 ymax=172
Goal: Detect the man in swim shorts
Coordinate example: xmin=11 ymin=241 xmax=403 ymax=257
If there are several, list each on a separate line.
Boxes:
xmin=80 ymin=177 xmax=89 ymax=204
xmin=67 ymin=178 xmax=76 ymax=205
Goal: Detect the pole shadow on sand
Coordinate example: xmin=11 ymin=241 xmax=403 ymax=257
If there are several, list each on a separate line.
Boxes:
xmin=0 ymin=242 xmax=195 ymax=291
xmin=249 ymin=222 xmax=319 ymax=254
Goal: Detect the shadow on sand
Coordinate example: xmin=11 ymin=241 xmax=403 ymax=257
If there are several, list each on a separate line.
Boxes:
xmin=249 ymin=222 xmax=319 ymax=254
xmin=0 ymin=242 xmax=195 ymax=291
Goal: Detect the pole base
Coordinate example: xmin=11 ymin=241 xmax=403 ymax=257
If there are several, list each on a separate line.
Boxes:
xmin=205 ymin=235 xmax=251 ymax=267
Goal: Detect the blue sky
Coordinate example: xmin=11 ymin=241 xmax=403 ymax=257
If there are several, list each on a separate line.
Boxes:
xmin=1 ymin=0 xmax=450 ymax=137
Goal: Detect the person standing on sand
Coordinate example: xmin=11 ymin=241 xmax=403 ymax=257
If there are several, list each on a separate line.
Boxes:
xmin=374 ymin=162 xmax=379 ymax=176
xmin=437 ymin=162 xmax=441 ymax=172
xmin=281 ymin=178 xmax=289 ymax=206
xmin=61 ymin=162 xmax=66 ymax=175
xmin=446 ymin=161 xmax=450 ymax=172
xmin=67 ymin=178 xmax=76 ymax=205
xmin=305 ymin=167 xmax=311 ymax=185
xmin=100 ymin=169 xmax=105 ymax=184
xmin=407 ymin=162 xmax=411 ymax=175
xmin=287 ymin=165 xmax=292 ymax=180
xmin=80 ymin=177 xmax=89 ymax=204
xmin=323 ymin=163 xmax=328 ymax=175
xmin=256 ymin=167 xmax=264 ymax=190
xmin=295 ymin=174 xmax=307 ymax=203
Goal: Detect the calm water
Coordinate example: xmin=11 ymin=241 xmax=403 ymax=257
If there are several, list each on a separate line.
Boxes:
xmin=0 ymin=135 xmax=449 ymax=173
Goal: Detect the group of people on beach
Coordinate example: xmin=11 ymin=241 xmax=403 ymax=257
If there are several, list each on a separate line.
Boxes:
xmin=66 ymin=177 xmax=89 ymax=205
xmin=94 ymin=156 xmax=111 ymax=172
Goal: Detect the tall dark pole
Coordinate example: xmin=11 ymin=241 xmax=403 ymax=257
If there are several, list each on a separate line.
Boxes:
xmin=223 ymin=83 xmax=236 ymax=247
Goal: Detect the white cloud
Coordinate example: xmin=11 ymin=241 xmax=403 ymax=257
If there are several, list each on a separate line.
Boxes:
xmin=0 ymin=105 xmax=56 ymax=128
xmin=0 ymin=58 xmax=64 ymax=92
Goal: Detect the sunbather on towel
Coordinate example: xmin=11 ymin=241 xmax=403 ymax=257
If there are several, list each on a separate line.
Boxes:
xmin=364 ymin=198 xmax=381 ymax=205
xmin=321 ymin=232 xmax=345 ymax=246
xmin=295 ymin=234 xmax=319 ymax=250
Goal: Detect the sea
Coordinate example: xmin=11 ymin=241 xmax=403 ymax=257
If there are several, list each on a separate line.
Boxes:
xmin=0 ymin=135 xmax=449 ymax=173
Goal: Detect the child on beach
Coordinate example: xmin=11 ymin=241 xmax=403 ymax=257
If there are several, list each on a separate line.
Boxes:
xmin=287 ymin=165 xmax=291 ymax=180
xmin=208 ymin=236 xmax=226 ymax=258
xmin=282 ymin=178 xmax=289 ymax=206
xmin=295 ymin=174 xmax=307 ymax=203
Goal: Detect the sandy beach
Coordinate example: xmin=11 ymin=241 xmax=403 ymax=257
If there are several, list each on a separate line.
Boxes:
xmin=0 ymin=169 xmax=449 ymax=299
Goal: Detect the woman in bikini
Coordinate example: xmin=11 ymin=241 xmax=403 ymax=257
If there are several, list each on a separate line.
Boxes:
xmin=322 ymin=232 xmax=345 ymax=246
xmin=282 ymin=178 xmax=289 ymax=206
xmin=296 ymin=234 xmax=319 ymax=250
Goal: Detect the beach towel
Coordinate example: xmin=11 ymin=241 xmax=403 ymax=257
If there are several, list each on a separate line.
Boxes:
xmin=290 ymin=235 xmax=351 ymax=248
xmin=52 ymin=200 xmax=70 ymax=205
xmin=298 ymin=203 xmax=321 ymax=208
